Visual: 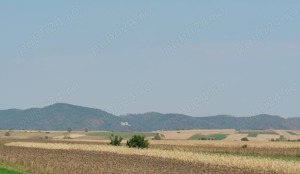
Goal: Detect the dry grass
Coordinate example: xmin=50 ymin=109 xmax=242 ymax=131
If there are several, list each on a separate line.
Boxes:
xmin=5 ymin=142 xmax=300 ymax=174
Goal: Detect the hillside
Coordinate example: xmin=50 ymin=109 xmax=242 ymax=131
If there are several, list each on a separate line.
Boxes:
xmin=0 ymin=103 xmax=299 ymax=131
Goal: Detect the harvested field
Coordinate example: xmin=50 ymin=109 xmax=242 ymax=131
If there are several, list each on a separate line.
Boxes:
xmin=1 ymin=130 xmax=300 ymax=174
xmin=4 ymin=142 xmax=300 ymax=174
xmin=149 ymin=140 xmax=300 ymax=148
xmin=149 ymin=140 xmax=300 ymax=156
xmin=5 ymin=138 xmax=299 ymax=156
xmin=53 ymin=134 xmax=86 ymax=139
xmin=0 ymin=131 xmax=88 ymax=140
xmin=257 ymin=134 xmax=281 ymax=140
xmin=0 ymin=145 xmax=284 ymax=174
xmin=247 ymin=137 xmax=269 ymax=142
xmin=273 ymin=130 xmax=300 ymax=141
xmin=2 ymin=129 xmax=298 ymax=142
xmin=223 ymin=134 xmax=247 ymax=141
xmin=292 ymin=130 xmax=300 ymax=135
xmin=239 ymin=130 xmax=278 ymax=135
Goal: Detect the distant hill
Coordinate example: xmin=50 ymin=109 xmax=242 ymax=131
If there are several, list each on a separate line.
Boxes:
xmin=0 ymin=103 xmax=299 ymax=131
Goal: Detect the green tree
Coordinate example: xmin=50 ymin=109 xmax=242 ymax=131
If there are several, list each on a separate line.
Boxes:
xmin=67 ymin=127 xmax=72 ymax=133
xmin=109 ymin=135 xmax=123 ymax=146
xmin=241 ymin=137 xmax=249 ymax=141
xmin=127 ymin=135 xmax=149 ymax=149
xmin=84 ymin=128 xmax=88 ymax=132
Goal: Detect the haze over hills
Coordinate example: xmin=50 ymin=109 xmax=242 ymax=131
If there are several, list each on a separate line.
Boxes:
xmin=0 ymin=103 xmax=299 ymax=131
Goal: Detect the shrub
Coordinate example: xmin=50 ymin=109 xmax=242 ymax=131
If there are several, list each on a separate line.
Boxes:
xmin=109 ymin=135 xmax=123 ymax=146
xmin=241 ymin=137 xmax=249 ymax=141
xmin=84 ymin=128 xmax=88 ymax=132
xmin=127 ymin=135 xmax=149 ymax=149
xmin=5 ymin=132 xmax=10 ymax=136
xmin=242 ymin=144 xmax=248 ymax=148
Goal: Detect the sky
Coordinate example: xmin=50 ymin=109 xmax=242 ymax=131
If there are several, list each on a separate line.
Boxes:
xmin=0 ymin=1 xmax=300 ymax=117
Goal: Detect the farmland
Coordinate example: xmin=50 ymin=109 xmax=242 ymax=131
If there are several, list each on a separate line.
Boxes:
xmin=0 ymin=129 xmax=300 ymax=174
xmin=1 ymin=143 xmax=285 ymax=174
xmin=2 ymin=129 xmax=300 ymax=142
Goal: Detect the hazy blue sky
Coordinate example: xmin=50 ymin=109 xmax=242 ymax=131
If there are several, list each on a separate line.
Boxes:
xmin=1 ymin=1 xmax=299 ymax=117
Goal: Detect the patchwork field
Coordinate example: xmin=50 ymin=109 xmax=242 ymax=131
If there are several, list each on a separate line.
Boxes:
xmin=1 ymin=129 xmax=299 ymax=142
xmin=1 ymin=140 xmax=300 ymax=174
xmin=273 ymin=130 xmax=300 ymax=141
xmin=0 ymin=130 xmax=156 ymax=141
xmin=0 ymin=129 xmax=300 ymax=174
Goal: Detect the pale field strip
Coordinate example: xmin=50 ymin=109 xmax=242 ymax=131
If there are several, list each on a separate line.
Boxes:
xmin=0 ymin=132 xmax=66 ymax=139
xmin=288 ymin=135 xmax=300 ymax=141
xmin=147 ymin=140 xmax=300 ymax=148
xmin=273 ymin=130 xmax=291 ymax=137
xmin=161 ymin=132 xmax=199 ymax=139
xmin=223 ymin=134 xmax=247 ymax=141
xmin=5 ymin=142 xmax=300 ymax=174
xmin=56 ymin=139 xmax=108 ymax=143
xmin=257 ymin=134 xmax=281 ymax=140
xmin=0 ymin=130 xmax=71 ymax=133
xmin=247 ymin=134 xmax=281 ymax=142
xmin=240 ymin=130 xmax=275 ymax=133
xmin=247 ymin=137 xmax=269 ymax=142
xmin=53 ymin=134 xmax=86 ymax=139
xmin=293 ymin=130 xmax=300 ymax=135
